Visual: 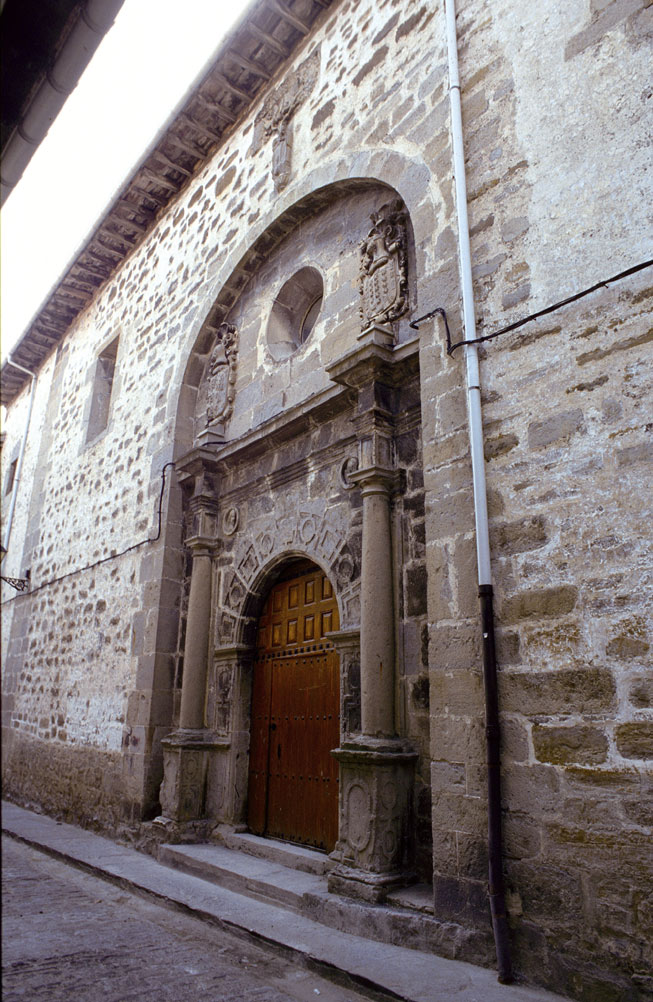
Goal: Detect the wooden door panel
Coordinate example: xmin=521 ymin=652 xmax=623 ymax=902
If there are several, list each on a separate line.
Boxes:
xmin=247 ymin=655 xmax=272 ymax=836
xmin=247 ymin=566 xmax=340 ymax=851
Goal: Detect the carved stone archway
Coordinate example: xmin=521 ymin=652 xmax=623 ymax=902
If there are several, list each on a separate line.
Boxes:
xmin=157 ymin=165 xmax=427 ymax=898
xmin=160 ymin=332 xmax=421 ymax=900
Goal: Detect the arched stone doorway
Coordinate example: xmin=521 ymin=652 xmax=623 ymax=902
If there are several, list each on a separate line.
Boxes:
xmin=159 ymin=164 xmax=428 ymax=895
xmin=247 ymin=559 xmax=340 ymax=851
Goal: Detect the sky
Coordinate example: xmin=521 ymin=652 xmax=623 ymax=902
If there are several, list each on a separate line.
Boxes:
xmin=1 ymin=0 xmax=252 ymax=363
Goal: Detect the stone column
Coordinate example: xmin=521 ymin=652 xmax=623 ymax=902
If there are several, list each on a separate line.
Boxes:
xmin=330 ymin=442 xmax=416 ymax=901
xmin=355 ymin=467 xmax=396 ymax=737
xmin=178 ymin=537 xmax=214 ymax=730
xmin=326 ymin=335 xmax=419 ymax=902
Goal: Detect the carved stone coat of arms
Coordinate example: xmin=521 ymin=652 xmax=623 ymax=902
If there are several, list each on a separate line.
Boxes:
xmin=359 ymin=199 xmax=409 ymax=329
xmin=206 ymin=323 xmax=238 ymax=427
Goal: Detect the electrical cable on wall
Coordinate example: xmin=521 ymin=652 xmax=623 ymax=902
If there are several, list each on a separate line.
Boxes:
xmin=1 ymin=461 xmax=177 ymax=600
xmin=410 ymin=258 xmax=653 ymax=353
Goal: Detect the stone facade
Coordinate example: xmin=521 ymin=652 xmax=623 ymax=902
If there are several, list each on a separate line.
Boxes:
xmin=2 ymin=0 xmax=651 ymax=999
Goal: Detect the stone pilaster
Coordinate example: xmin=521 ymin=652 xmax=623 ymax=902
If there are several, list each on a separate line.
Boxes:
xmin=327 ymin=338 xmax=417 ymax=900
xmin=204 ymin=644 xmax=253 ymax=827
xmin=326 ymin=628 xmax=361 ymax=737
xmin=158 ymin=450 xmax=220 ymax=825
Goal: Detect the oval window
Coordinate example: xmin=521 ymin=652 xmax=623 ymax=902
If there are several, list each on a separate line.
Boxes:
xmin=267 ymin=267 xmax=323 ymax=360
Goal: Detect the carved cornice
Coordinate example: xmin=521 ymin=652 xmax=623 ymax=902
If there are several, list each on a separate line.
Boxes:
xmin=211 ymin=382 xmax=355 ymax=469
xmin=326 ymin=335 xmax=419 ymax=391
xmin=175 ymin=447 xmax=222 ymax=483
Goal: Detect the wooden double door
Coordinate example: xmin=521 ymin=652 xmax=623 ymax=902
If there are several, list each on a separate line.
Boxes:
xmin=247 ymin=564 xmax=340 ymax=851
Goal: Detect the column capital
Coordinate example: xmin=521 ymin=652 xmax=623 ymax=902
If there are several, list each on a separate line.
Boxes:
xmin=349 ymin=465 xmax=400 ymax=496
xmin=185 ymin=534 xmax=218 ymax=556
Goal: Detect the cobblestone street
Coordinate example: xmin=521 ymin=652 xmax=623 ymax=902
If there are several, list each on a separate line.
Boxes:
xmin=2 ymin=837 xmax=373 ymax=1002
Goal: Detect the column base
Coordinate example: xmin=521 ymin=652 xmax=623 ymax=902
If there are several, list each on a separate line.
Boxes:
xmin=328 ymin=863 xmax=416 ymax=903
xmin=330 ymin=736 xmax=417 ymax=902
xmin=148 ymin=815 xmax=214 ymax=844
xmin=159 ymin=729 xmax=228 ymax=823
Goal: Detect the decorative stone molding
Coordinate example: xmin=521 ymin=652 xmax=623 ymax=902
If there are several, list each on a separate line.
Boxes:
xmin=215 ymin=500 xmax=361 ymax=642
xmin=339 ymin=455 xmax=359 ymax=489
xmin=359 ymin=198 xmax=409 ymax=331
xmin=206 ymin=322 xmax=238 ymax=430
xmin=222 ymin=505 xmax=239 ymax=536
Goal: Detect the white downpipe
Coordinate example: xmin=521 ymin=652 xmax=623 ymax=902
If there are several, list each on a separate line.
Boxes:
xmin=444 ymin=0 xmax=492 ymax=586
xmin=2 ymin=359 xmax=37 ymax=554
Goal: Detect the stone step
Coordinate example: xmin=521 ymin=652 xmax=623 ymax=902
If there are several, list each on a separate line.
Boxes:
xmin=158 ymin=839 xmax=481 ymax=961
xmin=220 ymin=830 xmax=334 ymax=875
xmin=3 ymin=802 xmax=568 ymax=1002
xmin=158 ymin=842 xmax=325 ymax=912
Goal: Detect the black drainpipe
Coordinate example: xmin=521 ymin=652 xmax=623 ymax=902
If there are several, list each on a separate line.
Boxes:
xmin=480 ymin=583 xmax=513 ymax=983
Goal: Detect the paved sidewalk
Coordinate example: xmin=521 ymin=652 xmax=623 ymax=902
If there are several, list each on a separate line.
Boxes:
xmin=2 ymin=801 xmax=568 ymax=1002
xmin=3 ymin=837 xmax=379 ymax=1002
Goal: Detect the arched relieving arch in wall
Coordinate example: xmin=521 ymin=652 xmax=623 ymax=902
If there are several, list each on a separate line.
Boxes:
xmin=169 ymin=148 xmax=442 ymax=461
xmin=176 ymin=179 xmax=416 ymax=449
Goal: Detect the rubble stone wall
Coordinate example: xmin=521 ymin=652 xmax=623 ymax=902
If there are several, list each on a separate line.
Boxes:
xmin=420 ymin=0 xmax=652 ymax=997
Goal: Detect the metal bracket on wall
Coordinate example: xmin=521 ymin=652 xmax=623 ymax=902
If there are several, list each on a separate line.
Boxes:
xmin=409 ymin=307 xmax=453 ymax=349
xmin=1 ymin=575 xmax=30 ymax=592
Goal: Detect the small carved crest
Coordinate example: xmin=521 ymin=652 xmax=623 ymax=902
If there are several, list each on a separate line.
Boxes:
xmin=359 ymin=198 xmax=409 ymax=328
xmin=250 ymin=48 xmax=320 ymax=193
xmin=206 ymin=323 xmax=238 ymax=427
xmin=269 ymin=118 xmax=292 ymax=192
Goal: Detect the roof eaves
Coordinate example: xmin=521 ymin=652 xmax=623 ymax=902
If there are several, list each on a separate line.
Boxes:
xmin=1 ymin=0 xmax=337 ymax=407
